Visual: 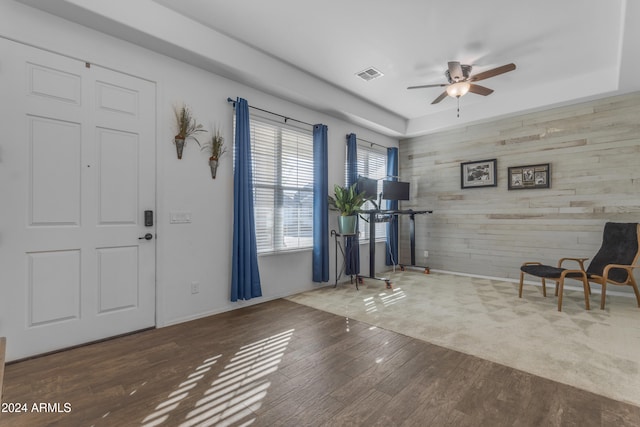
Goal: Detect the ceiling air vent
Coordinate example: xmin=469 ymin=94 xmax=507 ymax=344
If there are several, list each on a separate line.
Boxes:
xmin=356 ymin=67 xmax=384 ymax=82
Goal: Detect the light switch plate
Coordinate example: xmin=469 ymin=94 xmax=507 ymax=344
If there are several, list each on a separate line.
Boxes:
xmin=170 ymin=210 xmax=192 ymax=224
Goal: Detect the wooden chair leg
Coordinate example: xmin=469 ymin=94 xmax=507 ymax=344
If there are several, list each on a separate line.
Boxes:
xmin=554 ymin=281 xmax=559 ymax=297
xmin=519 ymin=271 xmax=524 ymax=298
xmin=629 ymin=277 xmax=640 ymax=308
xmin=600 ymin=282 xmax=607 ymax=310
xmin=581 ymin=277 xmax=590 ymax=310
xmin=541 ymin=278 xmax=547 ymax=297
xmin=557 ymin=280 xmax=564 ymax=311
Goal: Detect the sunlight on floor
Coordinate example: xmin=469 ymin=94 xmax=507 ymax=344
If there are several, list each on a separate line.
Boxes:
xmin=139 ymin=328 xmax=294 ymax=427
xmin=141 ymin=355 xmax=222 ymax=427
xmin=363 ymin=287 xmax=407 ymax=313
xmin=181 ymin=329 xmax=294 ymax=427
xmin=380 ymin=287 xmax=406 ymax=306
xmin=364 ymin=296 xmax=377 ymax=313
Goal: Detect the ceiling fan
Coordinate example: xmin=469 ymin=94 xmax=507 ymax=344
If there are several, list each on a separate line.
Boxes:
xmin=408 ymin=61 xmax=516 ymax=105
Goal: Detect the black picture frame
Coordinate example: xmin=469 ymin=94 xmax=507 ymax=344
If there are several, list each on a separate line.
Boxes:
xmin=508 ymin=163 xmax=550 ymax=190
xmin=460 ymin=159 xmax=497 ymax=189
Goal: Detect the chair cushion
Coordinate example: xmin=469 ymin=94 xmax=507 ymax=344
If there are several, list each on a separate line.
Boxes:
xmin=521 ymin=264 xmax=586 ymax=279
xmin=586 ymin=222 xmax=637 ymax=282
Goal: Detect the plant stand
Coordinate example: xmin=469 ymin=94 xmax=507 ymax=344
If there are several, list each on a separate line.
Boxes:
xmin=331 ymin=230 xmax=360 ymax=290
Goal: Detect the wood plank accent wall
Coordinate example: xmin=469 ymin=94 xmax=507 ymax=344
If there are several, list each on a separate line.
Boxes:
xmin=398 ymin=92 xmax=640 ymax=284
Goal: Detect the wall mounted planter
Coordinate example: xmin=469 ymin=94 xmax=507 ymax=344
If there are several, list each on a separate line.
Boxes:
xmin=173 ymin=103 xmax=205 ymax=159
xmin=202 ymin=128 xmax=226 ymax=178
xmin=175 ymin=138 xmax=185 ymax=159
xmin=209 ymin=158 xmax=219 ymax=179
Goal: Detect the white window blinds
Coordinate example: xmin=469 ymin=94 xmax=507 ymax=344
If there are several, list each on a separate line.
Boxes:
xmin=346 ymin=143 xmax=387 ymax=241
xmin=248 ymin=115 xmax=314 ymax=254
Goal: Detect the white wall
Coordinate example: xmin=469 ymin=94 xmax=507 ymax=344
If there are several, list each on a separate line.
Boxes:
xmin=0 ymin=1 xmax=397 ymax=329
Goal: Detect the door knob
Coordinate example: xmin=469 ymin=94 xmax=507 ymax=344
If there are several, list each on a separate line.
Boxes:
xmin=138 ymin=233 xmax=153 ymax=240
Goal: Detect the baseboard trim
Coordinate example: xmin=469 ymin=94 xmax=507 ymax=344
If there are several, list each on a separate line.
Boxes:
xmin=6 ymin=327 xmax=155 ymax=365
xmin=383 ymin=267 xmax=635 ymax=298
xmin=162 ymin=286 xmax=319 ymax=327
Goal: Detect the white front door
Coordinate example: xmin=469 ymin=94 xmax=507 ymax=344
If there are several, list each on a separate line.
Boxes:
xmin=0 ymin=39 xmax=156 ymax=361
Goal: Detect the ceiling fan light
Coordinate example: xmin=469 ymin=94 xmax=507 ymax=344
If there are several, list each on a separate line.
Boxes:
xmin=446 ymin=82 xmax=471 ymax=98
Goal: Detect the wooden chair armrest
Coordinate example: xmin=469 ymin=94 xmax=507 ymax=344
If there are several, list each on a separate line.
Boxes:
xmin=558 ymin=257 xmax=589 ymax=270
xmin=521 ymin=261 xmax=543 ymax=266
xmin=602 ymin=263 xmax=640 ymax=284
xmin=604 ymin=263 xmax=640 ymax=270
xmin=603 ymin=263 xmax=640 ymax=274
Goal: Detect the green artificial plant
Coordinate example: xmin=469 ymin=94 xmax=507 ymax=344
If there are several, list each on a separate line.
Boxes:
xmin=173 ymin=103 xmax=206 ymax=144
xmin=328 ymin=183 xmax=367 ymax=216
xmin=201 ymin=127 xmax=226 ymax=160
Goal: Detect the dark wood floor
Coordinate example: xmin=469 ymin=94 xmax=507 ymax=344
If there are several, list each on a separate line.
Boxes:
xmin=1 ymin=299 xmax=639 ymax=427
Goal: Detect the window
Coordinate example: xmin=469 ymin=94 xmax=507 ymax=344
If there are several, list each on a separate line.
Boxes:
xmin=245 ymin=114 xmax=314 ymax=254
xmin=347 ymin=143 xmax=387 ymax=241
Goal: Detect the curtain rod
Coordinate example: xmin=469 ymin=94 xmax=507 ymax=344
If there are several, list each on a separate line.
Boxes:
xmin=347 ymin=134 xmax=387 ymax=150
xmin=227 ymin=97 xmax=314 ymax=128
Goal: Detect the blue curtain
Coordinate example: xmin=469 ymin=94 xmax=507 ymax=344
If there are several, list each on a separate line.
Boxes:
xmin=312 ymin=124 xmax=329 ymax=282
xmin=231 ymin=97 xmax=262 ymax=301
xmin=345 ymin=133 xmax=360 ymax=275
xmin=386 ymin=147 xmax=399 ymax=266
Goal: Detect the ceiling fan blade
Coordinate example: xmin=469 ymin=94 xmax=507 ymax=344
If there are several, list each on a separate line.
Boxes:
xmin=407 ymin=83 xmax=447 ymax=89
xmin=431 ymin=91 xmax=448 ymax=104
xmin=470 ymin=63 xmax=516 ymax=82
xmin=447 ymin=61 xmax=464 ymax=81
xmin=468 ymin=84 xmax=494 ymax=96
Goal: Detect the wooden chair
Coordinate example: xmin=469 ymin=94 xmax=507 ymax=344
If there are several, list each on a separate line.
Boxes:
xmin=519 ymin=222 xmax=640 ymax=311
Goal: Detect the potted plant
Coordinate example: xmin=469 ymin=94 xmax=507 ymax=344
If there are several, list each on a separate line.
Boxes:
xmin=328 ymin=183 xmax=367 ymax=235
xmin=201 ymin=128 xmax=226 ymax=178
xmin=173 ymin=103 xmax=206 ymax=159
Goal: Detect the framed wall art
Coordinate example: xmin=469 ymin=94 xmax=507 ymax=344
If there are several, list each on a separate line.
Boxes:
xmin=508 ymin=163 xmax=550 ymax=190
xmin=460 ymin=159 xmax=497 ymax=189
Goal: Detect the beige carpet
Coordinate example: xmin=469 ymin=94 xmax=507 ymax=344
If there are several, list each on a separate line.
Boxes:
xmin=286 ymin=270 xmax=640 ymax=407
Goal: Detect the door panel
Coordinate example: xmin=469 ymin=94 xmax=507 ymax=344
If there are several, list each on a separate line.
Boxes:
xmin=0 ymin=38 xmax=156 ymax=361
xmin=27 ymin=250 xmax=81 ymax=326
xmin=28 ymin=116 xmax=82 ymax=226
xmin=97 ymin=127 xmax=139 ymax=224
xmin=95 ymin=80 xmax=139 ymax=115
xmin=97 ymin=246 xmax=139 ymax=313
xmin=27 ymin=61 xmax=82 ymax=105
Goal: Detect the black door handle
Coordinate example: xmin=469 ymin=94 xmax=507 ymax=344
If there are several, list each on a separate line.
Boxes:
xmin=138 ymin=233 xmax=153 ymax=240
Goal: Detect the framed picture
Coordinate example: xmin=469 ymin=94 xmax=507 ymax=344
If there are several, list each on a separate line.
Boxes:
xmin=460 ymin=159 xmax=497 ymax=189
xmin=508 ymin=163 xmax=550 ymax=190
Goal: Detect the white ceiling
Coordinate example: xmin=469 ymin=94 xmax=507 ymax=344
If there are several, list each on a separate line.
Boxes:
xmin=16 ymin=0 xmax=640 ymax=137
